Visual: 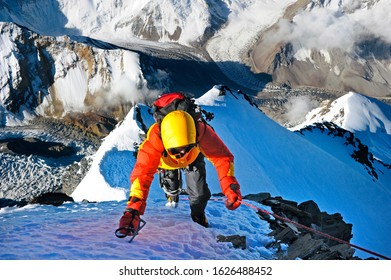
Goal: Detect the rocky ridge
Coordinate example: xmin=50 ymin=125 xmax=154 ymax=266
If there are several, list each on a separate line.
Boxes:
xmin=296 ymin=122 xmax=391 ymax=179
xmin=218 ymin=193 xmax=363 ymax=260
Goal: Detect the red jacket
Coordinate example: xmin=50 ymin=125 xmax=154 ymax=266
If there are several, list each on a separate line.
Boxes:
xmin=127 ymin=122 xmax=239 ymax=214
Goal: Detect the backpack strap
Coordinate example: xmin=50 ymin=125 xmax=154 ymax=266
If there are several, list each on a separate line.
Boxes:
xmin=153 ymin=93 xmax=197 ymax=124
xmin=153 ymin=92 xmax=214 ymax=134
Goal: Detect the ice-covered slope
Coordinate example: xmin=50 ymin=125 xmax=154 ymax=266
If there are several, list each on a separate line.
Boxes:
xmin=71 ymin=86 xmax=391 ymax=259
xmin=0 ymin=193 xmax=274 ymax=260
xmin=293 ymin=92 xmax=391 ymax=162
xmin=0 ymin=0 xmax=293 ymax=49
xmin=71 ymin=104 xmax=155 ymax=202
xmin=0 ymin=0 xmax=223 ymax=46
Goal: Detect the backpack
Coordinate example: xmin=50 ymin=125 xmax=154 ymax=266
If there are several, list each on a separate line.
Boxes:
xmin=152 ymin=92 xmax=214 ymax=126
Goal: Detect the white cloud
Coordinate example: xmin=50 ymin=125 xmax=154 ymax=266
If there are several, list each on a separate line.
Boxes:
xmin=284 ymin=95 xmax=320 ymax=124
xmin=274 ymin=0 xmax=391 ymax=52
xmin=353 ymin=0 xmax=391 ymax=43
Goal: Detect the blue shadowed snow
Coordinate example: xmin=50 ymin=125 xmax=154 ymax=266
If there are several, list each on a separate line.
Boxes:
xmin=100 ymin=148 xmax=135 ymax=188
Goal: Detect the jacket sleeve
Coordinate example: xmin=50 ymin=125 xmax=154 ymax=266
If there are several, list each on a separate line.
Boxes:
xmin=127 ymin=123 xmax=164 ymax=214
xmin=197 ymin=123 xmax=239 ymax=191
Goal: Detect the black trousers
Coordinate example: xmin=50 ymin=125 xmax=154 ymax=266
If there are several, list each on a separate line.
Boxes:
xmin=158 ymin=153 xmax=211 ymax=216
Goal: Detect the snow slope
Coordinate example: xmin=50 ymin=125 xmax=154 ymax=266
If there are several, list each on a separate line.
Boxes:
xmin=70 ymin=86 xmax=391 ymax=259
xmin=293 ymin=92 xmax=391 ymax=162
xmin=0 ymin=0 xmax=294 ymax=50
xmin=0 ymin=196 xmax=274 ymax=259
xmin=1 ymin=86 xmax=391 ymax=260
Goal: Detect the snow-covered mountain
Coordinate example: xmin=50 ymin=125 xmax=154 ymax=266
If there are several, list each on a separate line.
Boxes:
xmin=73 ymin=86 xmax=391 ymax=259
xmin=293 ymin=92 xmax=391 ymax=163
xmin=1 ymin=0 xmax=391 ymax=262
xmin=0 ymin=22 xmax=156 ymax=126
xmin=1 ymin=86 xmax=391 ymax=261
xmin=1 ymin=0 xmax=391 ymax=127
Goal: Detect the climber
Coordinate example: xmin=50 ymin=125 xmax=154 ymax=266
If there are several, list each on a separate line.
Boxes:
xmin=117 ymin=92 xmax=242 ymax=235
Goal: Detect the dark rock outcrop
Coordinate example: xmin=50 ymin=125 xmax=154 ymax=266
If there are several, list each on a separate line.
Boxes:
xmin=217 ymin=235 xmax=246 ymax=250
xmin=0 ymin=192 xmax=74 ymax=209
xmin=63 ymin=112 xmax=118 ymax=138
xmin=0 ymin=192 xmax=74 ymax=208
xmin=0 ymin=198 xmax=28 ymax=208
xmin=296 ymin=121 xmax=391 ymax=180
xmin=29 ymin=192 xmax=74 ymax=206
xmin=243 ymin=193 xmax=359 ymax=260
xmin=0 ymin=137 xmax=76 ymax=158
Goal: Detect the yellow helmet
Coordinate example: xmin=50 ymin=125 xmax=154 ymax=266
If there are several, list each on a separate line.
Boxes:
xmin=161 ymin=110 xmax=197 ymax=151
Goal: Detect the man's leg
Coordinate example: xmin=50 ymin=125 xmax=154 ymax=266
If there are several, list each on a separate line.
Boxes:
xmin=158 ymin=168 xmax=182 ymax=207
xmin=184 ymin=153 xmax=211 ymax=227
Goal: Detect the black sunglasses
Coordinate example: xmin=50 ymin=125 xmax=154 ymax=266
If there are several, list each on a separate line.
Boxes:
xmin=167 ymin=144 xmax=196 ymax=158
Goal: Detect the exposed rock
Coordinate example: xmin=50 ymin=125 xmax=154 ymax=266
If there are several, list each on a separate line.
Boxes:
xmin=298 ymin=200 xmax=322 ymax=226
xmin=0 ymin=198 xmax=28 ymax=209
xmin=0 ymin=23 xmax=55 ymax=115
xmin=29 ymin=192 xmax=74 ymax=206
xmin=242 ymin=192 xmax=271 ymax=204
xmin=217 ymin=235 xmax=246 ymax=250
xmin=296 ymin=121 xmax=391 ymax=180
xmin=249 ymin=5 xmax=391 ymax=100
xmin=0 ymin=137 xmax=76 ymax=158
xmin=63 ymin=112 xmax=118 ymax=138
xmin=244 ymin=193 xmax=359 ymax=260
xmin=279 ymin=233 xmax=324 ymax=260
xmin=253 ymin=85 xmax=338 ymax=127
xmin=61 ymin=156 xmax=93 ymax=196
xmin=0 ymin=193 xmax=74 ymax=208
xmin=0 ymin=22 xmax=150 ymax=125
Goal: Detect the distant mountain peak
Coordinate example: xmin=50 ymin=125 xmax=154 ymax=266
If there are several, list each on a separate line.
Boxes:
xmin=295 ymin=92 xmax=391 ymax=135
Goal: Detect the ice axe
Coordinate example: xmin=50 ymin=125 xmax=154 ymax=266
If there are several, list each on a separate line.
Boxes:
xmin=115 ymin=218 xmax=146 ymax=243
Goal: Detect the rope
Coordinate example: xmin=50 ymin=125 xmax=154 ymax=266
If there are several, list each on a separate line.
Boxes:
xmin=182 ymin=196 xmax=390 ymax=259
xmin=238 ymin=200 xmax=391 ymax=260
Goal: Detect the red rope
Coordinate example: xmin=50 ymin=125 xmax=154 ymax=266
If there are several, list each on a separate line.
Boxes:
xmin=184 ymin=196 xmax=390 ymax=259
xmin=239 ymin=200 xmax=391 ymax=260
